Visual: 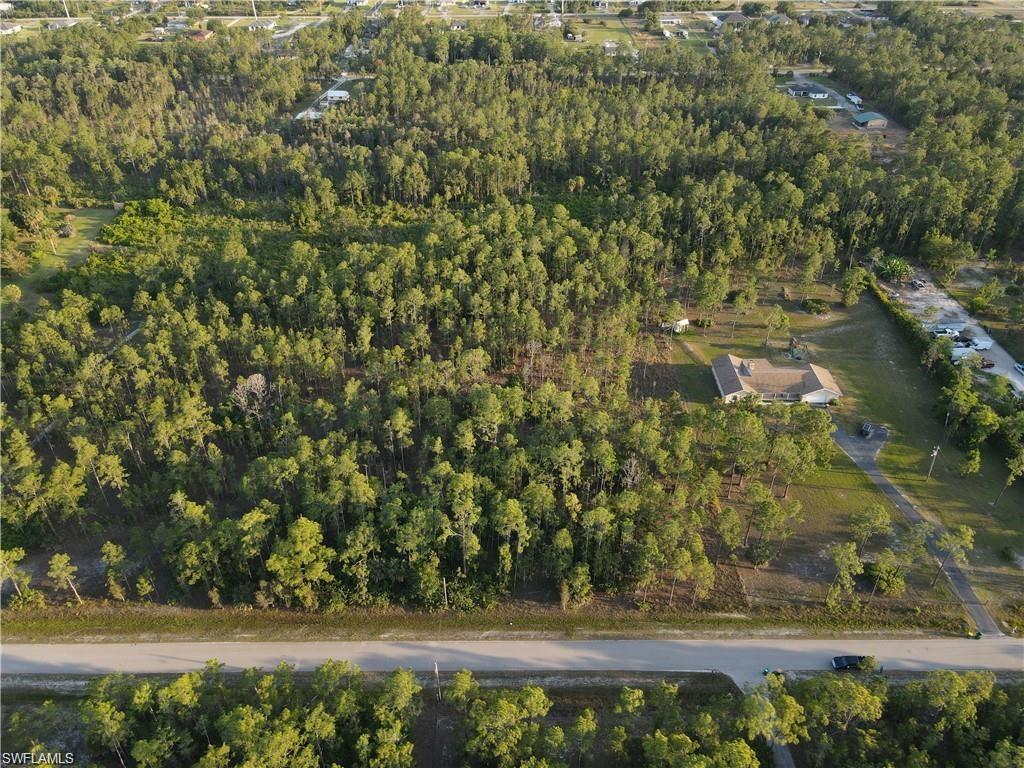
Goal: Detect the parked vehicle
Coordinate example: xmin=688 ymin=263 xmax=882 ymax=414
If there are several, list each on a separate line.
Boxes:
xmin=1014 ymin=363 xmax=1024 ymax=375
xmin=910 ymin=279 xmax=926 ymax=289
xmin=969 ymin=338 xmax=993 ymax=351
xmin=980 ymin=358 xmax=995 ymax=369
xmin=832 ymin=655 xmax=868 ymax=671
xmin=860 ymin=422 xmax=874 ymax=437
xmin=952 ymin=347 xmax=980 ymax=363
xmin=928 ymin=319 xmax=967 ymax=334
xmin=846 ymin=92 xmax=863 ymax=107
xmin=932 ymin=328 xmax=958 ymax=338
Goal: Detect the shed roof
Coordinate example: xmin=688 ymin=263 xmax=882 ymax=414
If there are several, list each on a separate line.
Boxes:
xmin=853 ymin=111 xmax=886 ymax=124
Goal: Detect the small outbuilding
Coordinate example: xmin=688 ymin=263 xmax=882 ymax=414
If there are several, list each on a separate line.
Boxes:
xmin=852 ymin=111 xmax=887 ymax=129
xmin=0 ymin=21 xmax=23 ymax=35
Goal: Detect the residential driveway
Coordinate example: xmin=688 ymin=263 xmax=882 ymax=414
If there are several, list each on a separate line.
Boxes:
xmin=832 ymin=422 xmax=1002 ymax=636
xmin=895 ymin=276 xmax=1024 ymax=394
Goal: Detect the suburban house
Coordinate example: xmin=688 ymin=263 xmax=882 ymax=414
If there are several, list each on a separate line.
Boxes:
xmin=325 ymin=89 xmax=351 ymax=105
xmin=711 ymin=354 xmax=842 ymax=405
xmin=719 ymin=12 xmax=750 ymax=28
xmin=247 ymin=19 xmax=277 ymax=31
xmin=189 ymin=29 xmax=214 ymax=41
xmin=602 ymin=40 xmax=620 ymax=55
xmin=787 ymin=83 xmax=830 ymax=100
xmin=48 ymin=18 xmax=79 ymax=29
xmin=0 ymin=21 xmax=23 ymax=35
xmin=852 ymin=111 xmax=888 ymax=129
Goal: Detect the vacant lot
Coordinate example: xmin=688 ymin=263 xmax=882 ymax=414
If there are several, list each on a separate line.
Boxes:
xmin=7 ymin=207 xmax=116 ymax=310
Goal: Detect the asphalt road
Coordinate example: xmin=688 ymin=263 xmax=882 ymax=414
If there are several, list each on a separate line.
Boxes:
xmin=832 ymin=422 xmax=1003 ymax=636
xmin=3 ymin=638 xmax=1021 ymax=687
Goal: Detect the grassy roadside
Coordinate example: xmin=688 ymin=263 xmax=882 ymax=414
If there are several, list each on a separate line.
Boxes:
xmin=1 ymin=598 xmax=969 ymax=643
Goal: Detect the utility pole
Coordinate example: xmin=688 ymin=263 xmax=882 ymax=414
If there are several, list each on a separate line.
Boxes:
xmin=61 ymin=0 xmax=71 ymax=19
xmin=442 ymin=576 xmax=449 ymax=609
xmin=251 ymin=0 xmax=258 ymax=18
xmin=926 ymin=445 xmax=940 ymax=481
xmin=434 ymin=661 xmax=442 ymax=701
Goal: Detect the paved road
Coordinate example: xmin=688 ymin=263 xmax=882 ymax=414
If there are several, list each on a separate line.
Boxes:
xmin=3 ymin=638 xmax=1021 ymax=688
xmin=832 ymin=423 xmax=1003 ymax=636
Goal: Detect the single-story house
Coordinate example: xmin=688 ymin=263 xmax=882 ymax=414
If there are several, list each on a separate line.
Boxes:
xmin=719 ymin=12 xmax=750 ymax=28
xmin=767 ymin=13 xmax=792 ymax=25
xmin=325 ymin=89 xmax=351 ymax=104
xmin=190 ymin=29 xmax=214 ymax=41
xmin=603 ymin=39 xmax=620 ymax=55
xmin=711 ymin=354 xmax=842 ymax=405
xmin=247 ymin=19 xmax=277 ymax=31
xmin=852 ymin=111 xmax=887 ymax=129
xmin=49 ymin=18 xmax=79 ymax=29
xmin=1 ymin=21 xmax=23 ymax=35
xmin=787 ymin=83 xmax=830 ymax=100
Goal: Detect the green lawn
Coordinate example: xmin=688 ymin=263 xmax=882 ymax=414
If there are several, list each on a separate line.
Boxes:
xmin=661 ymin=281 xmax=1023 ymax=614
xmin=6 ymin=207 xmax=117 ymax=310
xmin=574 ymin=19 xmax=633 ymax=46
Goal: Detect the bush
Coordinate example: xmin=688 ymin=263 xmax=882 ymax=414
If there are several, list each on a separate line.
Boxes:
xmin=747 ymin=540 xmax=775 ymax=567
xmin=876 ymin=256 xmax=913 ymax=283
xmin=803 ymin=298 xmax=830 ymax=315
xmin=999 ymin=546 xmax=1015 ymax=562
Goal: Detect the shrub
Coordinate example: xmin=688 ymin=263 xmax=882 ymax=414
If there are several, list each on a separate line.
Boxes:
xmin=747 ymin=541 xmax=775 ymax=567
xmin=803 ymin=298 xmax=830 ymax=315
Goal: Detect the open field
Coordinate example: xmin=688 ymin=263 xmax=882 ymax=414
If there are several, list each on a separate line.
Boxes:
xmin=5 ymin=207 xmax=116 ymax=310
xmin=649 ymin=280 xmax=1023 ymax=621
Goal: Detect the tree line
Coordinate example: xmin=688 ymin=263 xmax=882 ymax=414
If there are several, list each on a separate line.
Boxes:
xmin=6 ymin=664 xmax=1022 ymax=767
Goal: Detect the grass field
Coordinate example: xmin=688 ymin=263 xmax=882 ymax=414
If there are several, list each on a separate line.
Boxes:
xmin=651 ymin=279 xmax=1023 ymax=619
xmin=6 ymin=207 xmax=116 ymax=310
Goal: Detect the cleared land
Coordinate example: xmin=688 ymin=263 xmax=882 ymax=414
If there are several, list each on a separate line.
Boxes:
xmin=5 ymin=207 xmax=116 ymax=309
xmin=650 ymin=279 xmax=1024 ymax=627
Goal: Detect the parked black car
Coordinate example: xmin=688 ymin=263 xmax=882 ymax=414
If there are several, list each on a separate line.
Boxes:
xmin=832 ymin=655 xmax=868 ymax=671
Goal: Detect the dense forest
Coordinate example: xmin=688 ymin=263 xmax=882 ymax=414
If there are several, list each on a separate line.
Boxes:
xmin=2 ymin=5 xmax=1023 ymax=615
xmin=5 ymin=666 xmax=1022 ymax=767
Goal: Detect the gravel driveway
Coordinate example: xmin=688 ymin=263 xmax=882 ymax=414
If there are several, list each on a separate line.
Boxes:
xmin=889 ymin=275 xmax=1024 ymax=394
